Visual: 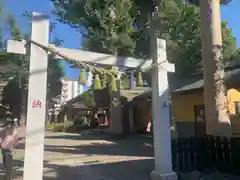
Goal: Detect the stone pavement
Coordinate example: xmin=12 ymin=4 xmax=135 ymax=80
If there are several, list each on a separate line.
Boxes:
xmin=0 ymin=130 xmax=154 ymax=180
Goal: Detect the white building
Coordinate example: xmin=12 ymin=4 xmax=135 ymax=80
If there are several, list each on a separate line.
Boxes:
xmin=60 ymin=78 xmax=84 ymax=104
xmin=60 ymin=71 xmax=93 ymax=104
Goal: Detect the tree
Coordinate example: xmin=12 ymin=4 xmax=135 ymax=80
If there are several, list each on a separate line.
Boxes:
xmin=52 ymin=0 xmax=136 ymax=57
xmin=22 ymin=11 xmax=65 ymax=100
xmin=81 ymin=90 xmax=96 ymax=108
xmin=52 ymin=0 xmax=238 ymax=81
xmin=0 ymin=0 xmax=3 ymax=15
xmin=0 ymin=13 xmax=65 ymax=120
xmin=132 ymin=0 xmax=237 ymax=85
xmin=0 ymin=14 xmax=25 ymax=118
xmin=187 ymin=0 xmax=233 ymax=136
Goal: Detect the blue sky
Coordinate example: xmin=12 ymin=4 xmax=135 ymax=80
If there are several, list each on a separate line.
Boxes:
xmin=4 ymin=0 xmax=240 ymax=79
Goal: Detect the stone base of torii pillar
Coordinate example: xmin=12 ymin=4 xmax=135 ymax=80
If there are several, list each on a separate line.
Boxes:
xmin=151 ymin=172 xmax=178 ymax=180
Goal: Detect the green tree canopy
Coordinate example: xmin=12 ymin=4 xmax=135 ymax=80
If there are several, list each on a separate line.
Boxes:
xmin=52 ymin=0 xmax=238 ymax=83
xmin=53 ymin=0 xmax=136 ymax=56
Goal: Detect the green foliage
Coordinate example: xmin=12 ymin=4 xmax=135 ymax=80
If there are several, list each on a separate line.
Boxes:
xmin=47 ymin=121 xmax=74 ymax=132
xmin=137 ymin=0 xmax=238 ymax=84
xmin=0 ymin=12 xmax=64 ymax=117
xmin=222 ymin=21 xmax=237 ymax=64
xmin=170 ymin=3 xmax=237 ymax=77
xmin=52 ymin=0 xmax=238 ymax=86
xmin=1 ymin=78 xmax=21 ymax=108
xmin=7 ymin=14 xmax=22 ymax=40
xmin=52 ymin=0 xmax=135 ymax=56
xmin=47 ymin=55 xmax=64 ymax=99
xmin=0 ymin=0 xmax=4 ymax=16
xmin=67 ymin=123 xmax=90 ymax=133
xmin=21 ymin=11 xmax=65 ymax=100
xmin=81 ymin=90 xmax=96 ymax=108
xmin=67 ymin=116 xmax=91 ymax=132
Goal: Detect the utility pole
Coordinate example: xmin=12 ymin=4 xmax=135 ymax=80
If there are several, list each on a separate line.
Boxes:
xmin=199 ymin=0 xmax=231 ymax=136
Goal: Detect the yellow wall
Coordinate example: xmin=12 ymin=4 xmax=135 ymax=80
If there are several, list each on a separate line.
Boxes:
xmin=226 ymin=88 xmax=240 ymax=135
xmin=227 ymin=88 xmax=240 ymax=115
xmin=172 ymin=91 xmax=203 ymax=121
xmin=134 ymin=88 xmax=240 ymax=135
xmin=172 ymin=88 xmax=240 ymax=121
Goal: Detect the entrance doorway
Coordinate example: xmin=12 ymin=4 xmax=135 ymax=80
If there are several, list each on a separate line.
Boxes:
xmin=194 ymin=105 xmax=206 ymax=137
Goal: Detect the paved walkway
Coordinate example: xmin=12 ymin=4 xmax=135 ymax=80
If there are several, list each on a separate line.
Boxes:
xmin=0 ymin=130 xmax=154 ymax=180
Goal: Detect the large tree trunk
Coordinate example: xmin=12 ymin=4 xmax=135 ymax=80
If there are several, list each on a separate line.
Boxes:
xmin=199 ymin=0 xmax=231 ymax=137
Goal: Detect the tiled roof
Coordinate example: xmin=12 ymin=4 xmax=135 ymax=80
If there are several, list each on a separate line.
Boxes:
xmin=134 ymin=66 xmax=240 ymax=99
xmin=120 ymin=87 xmax=150 ymax=101
xmin=173 ymin=67 xmax=240 ymax=92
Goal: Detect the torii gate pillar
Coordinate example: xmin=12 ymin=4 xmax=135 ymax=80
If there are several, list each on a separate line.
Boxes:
xmin=150 ymin=39 xmax=177 ymax=180
xmin=23 ymin=13 xmax=49 ymax=180
xmin=8 ymin=13 xmax=49 ymax=180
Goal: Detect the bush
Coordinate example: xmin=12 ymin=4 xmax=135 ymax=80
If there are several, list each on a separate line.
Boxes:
xmin=47 ymin=121 xmax=73 ymax=132
xmin=67 ymin=123 xmax=90 ymax=133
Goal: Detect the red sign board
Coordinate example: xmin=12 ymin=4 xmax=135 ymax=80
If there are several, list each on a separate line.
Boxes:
xmin=32 ymin=100 xmax=42 ymax=108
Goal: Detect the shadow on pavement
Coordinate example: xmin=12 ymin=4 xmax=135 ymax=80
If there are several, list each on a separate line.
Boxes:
xmin=45 ymin=129 xmax=153 ymax=141
xmin=7 ymin=132 xmax=154 ymax=179
xmin=44 ymin=142 xmax=153 ymax=157
xmin=81 ymin=158 xmax=154 ymax=180
xmin=17 ymin=132 xmax=154 ymax=158
xmin=0 ymin=158 xmax=153 ymax=180
xmin=44 ymin=135 xmax=153 ymax=157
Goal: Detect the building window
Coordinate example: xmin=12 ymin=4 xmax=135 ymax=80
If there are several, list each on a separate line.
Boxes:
xmin=62 ymin=94 xmax=68 ymax=98
xmin=62 ymin=84 xmax=68 ymax=90
xmin=62 ymin=89 xmax=68 ymax=93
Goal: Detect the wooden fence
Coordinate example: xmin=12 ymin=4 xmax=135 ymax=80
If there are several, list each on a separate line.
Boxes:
xmin=171 ymin=136 xmax=240 ymax=175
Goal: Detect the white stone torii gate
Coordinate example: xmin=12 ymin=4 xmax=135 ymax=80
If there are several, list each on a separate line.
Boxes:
xmin=7 ymin=12 xmax=177 ymax=180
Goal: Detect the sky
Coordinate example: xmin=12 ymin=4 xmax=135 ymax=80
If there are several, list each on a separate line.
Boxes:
xmin=4 ymin=0 xmax=240 ymax=79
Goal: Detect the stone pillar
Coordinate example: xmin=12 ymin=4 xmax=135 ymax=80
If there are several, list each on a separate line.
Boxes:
xmin=129 ymin=107 xmax=135 ymax=133
xmin=150 ymin=39 xmax=177 ymax=180
xmin=48 ymin=114 xmax=52 ymax=123
xmin=199 ymin=0 xmax=231 ymax=136
xmin=109 ymin=67 xmax=124 ymax=134
xmin=23 ymin=13 xmax=49 ymax=180
xmin=130 ymin=71 xmax=135 ymax=89
xmin=54 ymin=114 xmax=58 ymax=123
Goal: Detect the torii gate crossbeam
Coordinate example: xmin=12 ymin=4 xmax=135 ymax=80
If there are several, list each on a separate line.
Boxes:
xmin=7 ymin=12 xmax=177 ymax=180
